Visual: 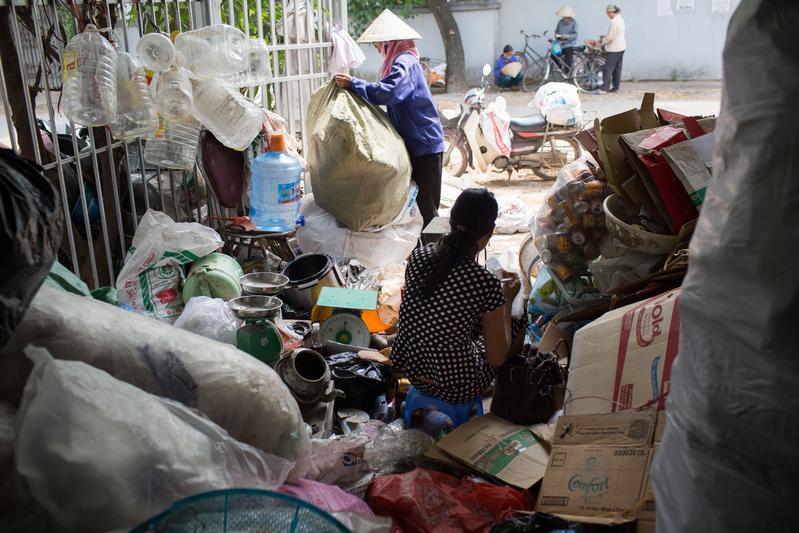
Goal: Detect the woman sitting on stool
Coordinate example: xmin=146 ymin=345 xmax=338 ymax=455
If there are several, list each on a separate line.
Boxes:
xmin=392 ymin=189 xmax=524 ymax=406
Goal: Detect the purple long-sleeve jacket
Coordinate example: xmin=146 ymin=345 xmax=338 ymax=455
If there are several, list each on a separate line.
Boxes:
xmin=349 ymin=53 xmax=445 ymax=159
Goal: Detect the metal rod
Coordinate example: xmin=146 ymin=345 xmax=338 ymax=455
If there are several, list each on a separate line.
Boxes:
xmin=168 ymin=169 xmax=179 ymax=221
xmin=86 ymin=127 xmax=116 ymax=282
xmin=0 ymin=53 xmax=19 ymax=152
xmin=227 ymin=0 xmax=233 ymax=25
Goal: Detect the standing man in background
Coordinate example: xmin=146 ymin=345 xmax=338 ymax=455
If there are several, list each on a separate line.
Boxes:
xmin=600 ymin=4 xmax=626 ymax=93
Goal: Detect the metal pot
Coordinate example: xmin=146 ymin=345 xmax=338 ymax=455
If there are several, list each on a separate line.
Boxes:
xmin=276 ymin=349 xmax=336 ymax=408
xmin=282 ymin=254 xmax=341 ymax=311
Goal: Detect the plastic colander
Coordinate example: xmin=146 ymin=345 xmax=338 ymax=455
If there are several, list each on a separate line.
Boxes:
xmin=130 ymin=489 xmax=350 ymax=533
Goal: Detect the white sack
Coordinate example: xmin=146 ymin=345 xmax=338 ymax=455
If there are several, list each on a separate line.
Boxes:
xmin=530 ymin=82 xmax=582 ymax=127
xmin=3 ymin=285 xmax=310 ymax=473
xmin=651 ymin=3 xmax=799 ymax=532
xmin=480 ymin=96 xmax=512 ymax=156
xmin=15 ymin=347 xmax=292 ymax=533
xmin=116 ymin=210 xmax=223 ymax=321
xmin=297 ymin=187 xmax=423 ymax=270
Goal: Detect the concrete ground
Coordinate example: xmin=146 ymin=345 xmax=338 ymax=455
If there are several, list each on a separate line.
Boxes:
xmin=433 ymin=80 xmax=722 ymax=261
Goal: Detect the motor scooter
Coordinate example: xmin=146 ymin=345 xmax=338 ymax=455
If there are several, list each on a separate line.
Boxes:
xmin=442 ymin=64 xmax=581 ymax=180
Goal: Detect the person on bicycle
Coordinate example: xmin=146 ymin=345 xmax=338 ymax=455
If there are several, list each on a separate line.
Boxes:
xmin=554 ymin=6 xmax=579 ymax=71
xmin=335 ymin=9 xmax=445 ymax=227
xmin=600 ymin=4 xmax=626 ymax=93
xmin=493 ymin=45 xmax=524 ymax=89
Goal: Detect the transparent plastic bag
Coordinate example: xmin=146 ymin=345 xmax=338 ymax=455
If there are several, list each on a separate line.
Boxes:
xmin=588 ymin=236 xmax=664 ymax=294
xmin=15 ymin=347 xmax=293 ymax=533
xmin=174 ymin=296 xmax=240 ymax=345
xmin=363 ymin=419 xmax=434 ymax=475
xmin=529 ymin=158 xmax=610 ymax=282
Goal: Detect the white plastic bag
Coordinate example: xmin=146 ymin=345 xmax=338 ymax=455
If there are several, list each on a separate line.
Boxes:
xmin=174 ymin=296 xmax=240 ymax=345
xmin=4 ymin=285 xmax=310 ymax=475
xmin=329 ymin=27 xmax=365 ymax=75
xmin=304 ymin=435 xmax=374 ymax=497
xmin=116 ymin=210 xmax=222 ymax=321
xmin=486 ymin=250 xmax=525 ymax=318
xmin=15 ymin=347 xmax=293 ymax=533
xmin=297 ymin=186 xmax=423 ymax=270
xmin=530 ymin=82 xmax=582 ymax=127
xmin=480 ymin=96 xmax=512 ymax=156
xmin=495 ymin=195 xmax=534 ymax=235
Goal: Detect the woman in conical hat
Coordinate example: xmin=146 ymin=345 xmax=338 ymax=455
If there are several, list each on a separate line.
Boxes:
xmin=335 ymin=9 xmax=444 ymax=227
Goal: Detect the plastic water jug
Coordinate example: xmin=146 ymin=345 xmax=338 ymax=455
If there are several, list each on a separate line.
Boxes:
xmin=156 ymin=66 xmax=193 ymax=120
xmin=110 ymin=52 xmax=158 ymax=140
xmin=62 ymin=24 xmax=117 ymax=126
xmin=222 ymin=38 xmax=273 ymax=88
xmin=143 ymin=115 xmax=200 ymax=170
xmin=174 ymin=24 xmax=247 ymax=77
xmin=250 ymin=133 xmax=302 ymax=233
xmin=135 ymin=32 xmax=175 ymax=72
xmin=191 ymin=78 xmax=263 ymax=151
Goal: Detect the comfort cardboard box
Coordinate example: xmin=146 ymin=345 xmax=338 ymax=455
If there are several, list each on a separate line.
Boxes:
xmin=536 ymin=410 xmax=657 ymax=519
xmin=435 ymin=414 xmax=551 ymax=489
xmin=565 ymin=289 xmax=681 ymax=416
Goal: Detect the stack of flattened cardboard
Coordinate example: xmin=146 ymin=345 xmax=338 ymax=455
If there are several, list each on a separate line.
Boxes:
xmin=536 ymin=409 xmax=659 ymax=527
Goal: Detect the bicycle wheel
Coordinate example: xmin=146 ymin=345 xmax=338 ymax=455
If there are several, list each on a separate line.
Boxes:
xmin=443 ymin=129 xmax=470 ymax=177
xmin=572 ymin=55 xmax=606 ymax=93
xmin=522 ymin=57 xmax=546 ymax=92
xmin=533 ymin=136 xmax=581 ymax=180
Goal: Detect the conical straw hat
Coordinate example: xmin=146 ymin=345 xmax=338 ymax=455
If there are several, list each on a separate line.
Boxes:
xmin=556 ymin=5 xmax=576 ymax=18
xmin=357 ymin=9 xmax=422 ymax=43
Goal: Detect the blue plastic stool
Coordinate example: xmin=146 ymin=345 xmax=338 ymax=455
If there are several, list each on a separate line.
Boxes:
xmin=402 ymin=385 xmax=483 ymax=429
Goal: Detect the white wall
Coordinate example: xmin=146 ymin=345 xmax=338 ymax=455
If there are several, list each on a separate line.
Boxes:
xmin=354 ymin=0 xmax=740 ymax=82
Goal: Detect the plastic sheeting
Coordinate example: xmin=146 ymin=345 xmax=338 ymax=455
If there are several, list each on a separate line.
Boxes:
xmin=651 ymin=3 xmax=799 ymax=532
xmin=15 ymin=347 xmax=292 ymax=533
xmin=3 ymin=285 xmax=310 ymax=475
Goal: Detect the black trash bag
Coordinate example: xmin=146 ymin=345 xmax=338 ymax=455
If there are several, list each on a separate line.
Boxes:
xmin=326 ymin=351 xmax=391 ymax=411
xmin=0 ymin=148 xmax=63 ymax=348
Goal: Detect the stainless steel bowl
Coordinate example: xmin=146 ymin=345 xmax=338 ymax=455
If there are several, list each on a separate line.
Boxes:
xmin=228 ymin=295 xmax=283 ymax=319
xmin=240 ymin=272 xmax=289 ymax=296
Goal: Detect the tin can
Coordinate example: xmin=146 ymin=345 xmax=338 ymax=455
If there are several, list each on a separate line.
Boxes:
xmin=582 ymin=241 xmax=601 ymax=260
xmin=581 ymin=213 xmax=606 ymax=228
xmin=569 ymin=228 xmax=587 ymax=246
xmin=544 ymin=233 xmax=573 ymax=253
xmin=584 ymin=180 xmax=608 ymax=199
xmin=590 ymin=199 xmax=604 ymax=214
xmin=573 ymin=200 xmax=590 ymax=214
xmin=550 ymin=261 xmax=575 ymax=281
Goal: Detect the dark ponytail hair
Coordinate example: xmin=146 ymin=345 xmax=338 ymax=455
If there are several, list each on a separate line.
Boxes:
xmin=417 ymin=188 xmax=498 ymax=298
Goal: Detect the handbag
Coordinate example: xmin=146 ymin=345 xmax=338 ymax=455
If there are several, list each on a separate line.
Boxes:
xmin=490 ymin=338 xmax=570 ymax=425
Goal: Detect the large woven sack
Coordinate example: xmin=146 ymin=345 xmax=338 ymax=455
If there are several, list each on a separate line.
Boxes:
xmin=306 ymin=82 xmax=411 ymax=231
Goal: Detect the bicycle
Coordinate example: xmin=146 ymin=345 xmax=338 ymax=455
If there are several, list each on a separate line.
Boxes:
xmin=516 ymin=30 xmax=606 ymax=93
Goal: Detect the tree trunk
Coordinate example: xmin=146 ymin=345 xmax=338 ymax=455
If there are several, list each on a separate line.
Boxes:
xmin=426 ymin=0 xmax=466 ymax=92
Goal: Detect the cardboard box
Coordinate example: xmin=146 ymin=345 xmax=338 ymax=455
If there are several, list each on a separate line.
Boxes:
xmin=537 ymin=410 xmax=657 ymax=519
xmin=565 ymin=289 xmax=681 ymax=416
xmin=662 ymin=132 xmax=714 ymax=207
xmin=434 ymin=414 xmax=551 ymax=489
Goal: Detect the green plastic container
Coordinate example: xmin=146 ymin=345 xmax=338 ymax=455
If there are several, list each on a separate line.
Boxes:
xmin=182 ymin=253 xmax=244 ymax=303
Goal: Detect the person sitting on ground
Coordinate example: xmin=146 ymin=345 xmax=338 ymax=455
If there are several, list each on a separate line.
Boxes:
xmin=554 ymin=5 xmax=579 ymax=71
xmin=493 ymin=45 xmax=524 ymax=89
xmin=392 ymin=189 xmax=524 ymax=405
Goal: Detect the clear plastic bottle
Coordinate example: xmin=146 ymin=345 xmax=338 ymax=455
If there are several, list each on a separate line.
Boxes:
xmin=250 ymin=133 xmax=303 ymax=232
xmin=143 ymin=115 xmax=201 ymax=170
xmin=135 ymin=32 xmax=175 ymax=73
xmin=174 ymin=24 xmax=247 ymax=77
xmin=191 ymin=78 xmax=263 ymax=151
xmin=110 ymin=51 xmax=158 ymax=140
xmin=156 ymin=66 xmax=193 ymax=121
xmin=62 ymin=24 xmax=117 ymax=126
xmin=221 ymin=38 xmax=273 ymax=88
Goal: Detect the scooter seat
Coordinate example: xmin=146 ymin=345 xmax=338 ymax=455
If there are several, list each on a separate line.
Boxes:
xmin=510 ymin=113 xmax=548 ymax=133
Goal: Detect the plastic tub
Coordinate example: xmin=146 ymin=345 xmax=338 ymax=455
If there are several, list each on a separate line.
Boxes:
xmin=603 ymin=194 xmax=679 ymax=255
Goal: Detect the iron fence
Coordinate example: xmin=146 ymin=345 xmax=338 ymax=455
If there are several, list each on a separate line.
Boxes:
xmin=0 ymin=0 xmax=344 ymax=289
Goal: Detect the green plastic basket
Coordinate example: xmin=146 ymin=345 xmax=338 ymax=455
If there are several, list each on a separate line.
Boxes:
xmin=130 ymin=489 xmax=350 ymax=533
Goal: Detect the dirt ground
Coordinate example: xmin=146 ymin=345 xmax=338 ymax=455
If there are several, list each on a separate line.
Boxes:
xmin=434 ymin=80 xmax=722 ymax=261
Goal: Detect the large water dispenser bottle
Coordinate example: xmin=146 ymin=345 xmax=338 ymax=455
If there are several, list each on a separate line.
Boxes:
xmin=250 ymin=133 xmax=302 ymax=233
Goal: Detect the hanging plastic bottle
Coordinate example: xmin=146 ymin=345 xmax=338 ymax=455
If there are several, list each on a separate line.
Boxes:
xmin=143 ymin=114 xmax=201 ymax=170
xmin=174 ymin=24 xmax=248 ymax=77
xmin=62 ymin=24 xmax=117 ymax=126
xmin=155 ymin=62 xmax=193 ymax=121
xmin=221 ymin=38 xmax=273 ymax=88
xmin=110 ymin=51 xmax=158 ymax=140
xmin=249 ymin=133 xmax=303 ymax=233
xmin=135 ymin=32 xmax=175 ymax=73
xmin=191 ymin=78 xmax=262 ymax=151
